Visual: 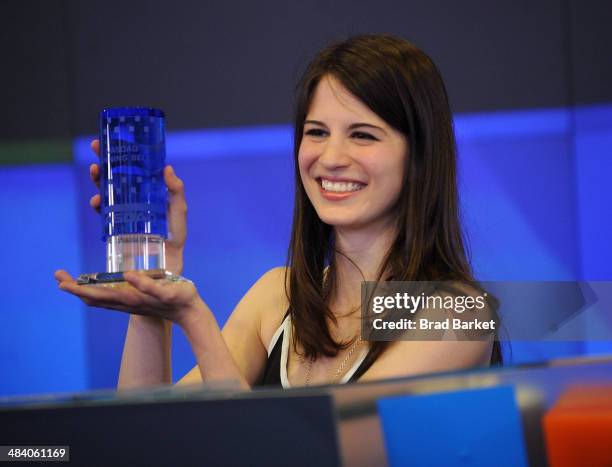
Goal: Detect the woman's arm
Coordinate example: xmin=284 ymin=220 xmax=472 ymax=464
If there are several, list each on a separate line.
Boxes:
xmin=118 ymin=316 xmax=173 ymax=389
xmin=361 ymin=284 xmax=495 ymax=381
xmin=359 ymin=338 xmax=493 ymax=382
xmin=128 ymin=266 xmax=288 ymax=388
xmin=56 ymin=266 xmax=287 ymax=390
xmin=177 ymin=267 xmax=288 ymax=387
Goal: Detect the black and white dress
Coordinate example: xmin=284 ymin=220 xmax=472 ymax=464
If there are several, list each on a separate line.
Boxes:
xmin=256 ymin=314 xmax=373 ymax=387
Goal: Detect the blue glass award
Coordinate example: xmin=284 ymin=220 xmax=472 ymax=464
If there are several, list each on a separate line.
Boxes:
xmin=77 ymin=107 xmax=183 ymax=285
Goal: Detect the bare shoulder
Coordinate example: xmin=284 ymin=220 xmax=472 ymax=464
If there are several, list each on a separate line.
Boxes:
xmin=252 ymin=266 xmax=290 ymax=349
xmin=246 ymin=266 xmax=288 ymax=311
xmin=224 ymin=266 xmax=288 ymax=328
xmin=359 ymin=280 xmax=496 ymax=383
xmin=176 ymin=266 xmax=289 ymax=386
xmin=360 ymin=338 xmax=493 ymax=383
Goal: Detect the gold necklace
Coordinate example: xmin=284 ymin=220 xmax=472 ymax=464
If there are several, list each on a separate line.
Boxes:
xmin=300 ymin=339 xmax=363 ymax=386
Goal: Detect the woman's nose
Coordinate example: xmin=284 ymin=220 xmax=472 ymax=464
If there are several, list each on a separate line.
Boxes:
xmin=318 ymin=139 xmax=351 ymax=169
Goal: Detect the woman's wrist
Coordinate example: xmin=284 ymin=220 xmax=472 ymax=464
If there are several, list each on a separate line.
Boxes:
xmin=176 ymin=296 xmax=211 ymax=332
xmin=129 ymin=314 xmax=173 ymax=336
xmin=165 ymin=244 xmax=184 ymax=275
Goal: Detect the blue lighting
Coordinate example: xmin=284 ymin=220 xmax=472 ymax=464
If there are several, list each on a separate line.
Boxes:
xmin=74 ymin=124 xmax=293 ymax=163
xmin=2 ymin=104 xmax=610 ymax=396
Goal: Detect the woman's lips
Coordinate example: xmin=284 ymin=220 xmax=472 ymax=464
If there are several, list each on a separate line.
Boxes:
xmin=317 ymin=177 xmax=367 ymax=201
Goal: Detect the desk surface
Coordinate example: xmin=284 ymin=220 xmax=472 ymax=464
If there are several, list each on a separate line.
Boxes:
xmin=2 ymin=355 xmax=612 ymax=467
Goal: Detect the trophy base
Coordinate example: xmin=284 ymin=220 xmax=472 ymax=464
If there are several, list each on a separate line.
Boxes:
xmin=76 ymin=269 xmax=190 ymax=287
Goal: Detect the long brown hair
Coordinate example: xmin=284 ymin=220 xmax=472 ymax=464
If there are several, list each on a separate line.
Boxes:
xmin=286 ymin=34 xmax=502 ymax=365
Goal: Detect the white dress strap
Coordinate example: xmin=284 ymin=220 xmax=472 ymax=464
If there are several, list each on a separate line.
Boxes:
xmin=266 ymin=314 xmax=290 ymax=357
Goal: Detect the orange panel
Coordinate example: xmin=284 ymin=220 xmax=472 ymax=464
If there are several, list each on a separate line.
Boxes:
xmin=543 ymin=386 xmax=612 ymax=467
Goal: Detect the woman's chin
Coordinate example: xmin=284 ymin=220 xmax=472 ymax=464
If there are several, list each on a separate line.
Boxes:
xmin=316 ymin=208 xmax=395 ymax=233
xmin=318 ymin=213 xmax=369 ymax=230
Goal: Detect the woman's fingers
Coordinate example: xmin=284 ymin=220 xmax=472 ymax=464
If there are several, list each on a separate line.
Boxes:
xmin=57 ymin=278 xmax=118 ymax=301
xmin=165 ymin=165 xmax=182 ymax=194
xmin=123 ymin=271 xmax=169 ymax=300
xmin=89 ymin=141 xmax=101 ymax=213
xmin=123 ymin=271 xmax=190 ymax=306
xmin=57 ymin=275 xmax=157 ymax=312
xmin=89 ymin=194 xmax=101 ymax=212
xmin=54 ymin=269 xmax=74 ymax=284
xmin=164 ymin=165 xmax=187 ymax=247
xmin=165 ymin=165 xmax=187 ymax=209
xmin=55 ymin=269 xmax=199 ymax=325
xmin=89 ymin=163 xmax=101 ymax=189
xmin=91 ymin=139 xmax=100 ymax=157
xmin=55 ymin=269 xmax=181 ymax=311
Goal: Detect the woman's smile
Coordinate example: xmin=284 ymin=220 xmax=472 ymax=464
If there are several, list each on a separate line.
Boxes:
xmin=318 ymin=176 xmax=368 ymax=201
xmin=298 ymin=75 xmax=408 ymax=229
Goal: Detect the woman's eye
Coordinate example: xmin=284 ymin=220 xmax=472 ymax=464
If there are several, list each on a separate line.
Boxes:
xmin=351 ymin=131 xmax=378 ymax=141
xmin=304 ymin=128 xmax=328 ymax=137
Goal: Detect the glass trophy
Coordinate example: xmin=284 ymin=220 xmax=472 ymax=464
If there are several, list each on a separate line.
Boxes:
xmin=77 ymin=107 xmax=185 ymax=286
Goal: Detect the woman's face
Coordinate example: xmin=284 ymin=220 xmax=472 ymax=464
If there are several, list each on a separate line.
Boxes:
xmin=298 ymin=75 xmax=408 ymax=231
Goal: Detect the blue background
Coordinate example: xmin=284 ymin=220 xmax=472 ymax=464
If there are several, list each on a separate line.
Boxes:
xmin=0 ymin=104 xmax=610 ymax=396
xmin=1 ymin=0 xmax=611 ymax=397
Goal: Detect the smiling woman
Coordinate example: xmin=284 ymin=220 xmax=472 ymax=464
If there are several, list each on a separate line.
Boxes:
xmin=299 ymin=75 xmax=407 ymax=229
xmin=56 ymin=34 xmax=500 ymax=391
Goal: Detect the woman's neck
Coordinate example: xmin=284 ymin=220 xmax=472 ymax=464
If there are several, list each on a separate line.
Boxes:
xmin=330 ymin=218 xmax=397 ymax=314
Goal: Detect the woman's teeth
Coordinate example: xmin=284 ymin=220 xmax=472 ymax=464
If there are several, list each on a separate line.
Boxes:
xmin=321 ymin=179 xmax=366 ymax=193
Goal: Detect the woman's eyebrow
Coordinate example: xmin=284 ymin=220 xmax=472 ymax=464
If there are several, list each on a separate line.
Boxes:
xmin=304 ymin=119 xmax=327 ymax=127
xmin=304 ymin=120 xmax=387 ymax=135
xmin=348 ymin=122 xmax=387 ymax=134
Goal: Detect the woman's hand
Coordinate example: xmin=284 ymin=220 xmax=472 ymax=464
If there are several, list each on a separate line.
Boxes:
xmin=88 ymin=139 xmax=187 ymax=274
xmin=54 ymin=269 xmax=205 ymax=329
